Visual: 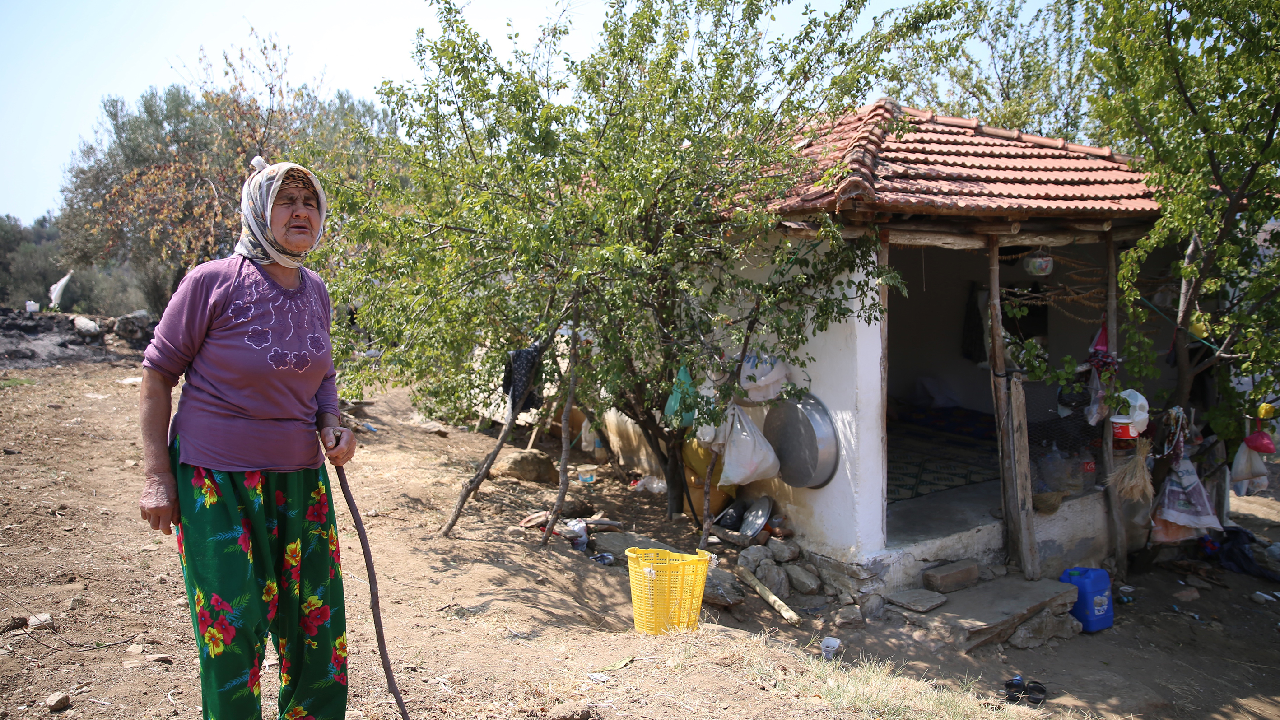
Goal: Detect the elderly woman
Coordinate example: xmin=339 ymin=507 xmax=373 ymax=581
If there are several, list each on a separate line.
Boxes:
xmin=137 ymin=156 xmax=356 ymax=720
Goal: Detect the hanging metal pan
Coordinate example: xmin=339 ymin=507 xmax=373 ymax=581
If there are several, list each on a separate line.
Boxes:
xmin=762 ymin=392 xmax=839 ymax=489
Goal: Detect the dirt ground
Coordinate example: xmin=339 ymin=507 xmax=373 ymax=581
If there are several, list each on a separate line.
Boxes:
xmin=5 ymin=356 xmax=1280 ymax=719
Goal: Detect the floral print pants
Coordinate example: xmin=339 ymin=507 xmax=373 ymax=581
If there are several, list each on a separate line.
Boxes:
xmin=171 ymin=438 xmax=347 ymax=720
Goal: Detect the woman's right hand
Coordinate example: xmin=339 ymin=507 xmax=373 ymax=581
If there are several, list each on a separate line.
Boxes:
xmin=140 ymin=470 xmax=180 ymax=535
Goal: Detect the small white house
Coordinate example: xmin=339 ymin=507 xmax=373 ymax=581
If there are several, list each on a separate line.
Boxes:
xmin=607 ymin=99 xmax=1166 ymax=595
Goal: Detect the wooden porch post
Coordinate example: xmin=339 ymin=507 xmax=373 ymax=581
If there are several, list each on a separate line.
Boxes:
xmin=880 ymin=241 xmax=890 ymax=521
xmin=988 ymin=236 xmax=1040 ymax=580
xmin=1103 ymin=231 xmax=1129 ymax=579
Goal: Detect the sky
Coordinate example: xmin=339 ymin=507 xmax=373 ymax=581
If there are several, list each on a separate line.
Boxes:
xmin=0 ymin=0 xmax=617 ymax=224
xmin=0 ymin=0 xmax=907 ymax=225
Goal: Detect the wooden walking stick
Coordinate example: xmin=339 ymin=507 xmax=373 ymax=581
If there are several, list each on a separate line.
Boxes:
xmin=333 ymin=464 xmax=411 ymax=720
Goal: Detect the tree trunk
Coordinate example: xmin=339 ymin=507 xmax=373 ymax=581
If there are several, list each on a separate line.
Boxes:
xmin=543 ymin=307 xmax=580 ymax=545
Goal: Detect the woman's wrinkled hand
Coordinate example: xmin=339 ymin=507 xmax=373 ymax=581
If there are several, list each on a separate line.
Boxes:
xmin=322 ymin=426 xmax=356 ymax=467
xmin=139 ymin=471 xmax=180 ymax=535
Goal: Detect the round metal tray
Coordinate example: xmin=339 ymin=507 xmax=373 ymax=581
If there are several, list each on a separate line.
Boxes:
xmin=762 ymin=393 xmax=839 ymax=489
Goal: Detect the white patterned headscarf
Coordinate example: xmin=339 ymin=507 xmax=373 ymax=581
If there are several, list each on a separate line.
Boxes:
xmin=234 ymin=156 xmax=328 ymax=268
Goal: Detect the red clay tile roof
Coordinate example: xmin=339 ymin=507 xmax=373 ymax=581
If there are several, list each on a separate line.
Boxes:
xmin=775 ymin=98 xmax=1159 ymax=218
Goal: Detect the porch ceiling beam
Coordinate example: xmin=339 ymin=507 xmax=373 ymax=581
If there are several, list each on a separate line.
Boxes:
xmin=971 ymin=221 xmax=1021 ymax=235
xmin=880 ymin=228 xmax=1100 ymax=249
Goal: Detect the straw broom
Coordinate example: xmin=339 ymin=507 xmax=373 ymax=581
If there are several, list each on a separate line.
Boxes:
xmin=1107 ymin=437 xmax=1153 ymax=502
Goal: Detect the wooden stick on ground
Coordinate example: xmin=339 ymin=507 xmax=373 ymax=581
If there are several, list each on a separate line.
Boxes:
xmin=733 ymin=566 xmax=801 ymax=626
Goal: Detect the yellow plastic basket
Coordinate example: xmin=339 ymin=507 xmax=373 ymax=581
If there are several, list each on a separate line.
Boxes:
xmin=625 ymin=547 xmax=711 ymax=635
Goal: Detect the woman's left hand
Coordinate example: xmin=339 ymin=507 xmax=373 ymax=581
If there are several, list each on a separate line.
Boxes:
xmin=322 ymin=426 xmax=356 ymax=467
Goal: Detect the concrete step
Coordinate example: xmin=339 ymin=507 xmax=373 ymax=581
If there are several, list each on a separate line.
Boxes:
xmin=901 ymin=575 xmax=1078 ymax=652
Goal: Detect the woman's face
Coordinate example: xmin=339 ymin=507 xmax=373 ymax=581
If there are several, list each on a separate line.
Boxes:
xmin=270 ymin=186 xmax=321 ymax=254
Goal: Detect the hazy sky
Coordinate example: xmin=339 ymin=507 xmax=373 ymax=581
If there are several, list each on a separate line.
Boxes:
xmin=0 ymin=0 xmax=616 ymax=224
xmin=0 ymin=0 xmax=899 ymax=225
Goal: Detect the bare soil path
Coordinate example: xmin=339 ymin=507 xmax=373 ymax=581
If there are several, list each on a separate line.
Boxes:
xmin=4 ymin=359 xmax=1280 ymax=719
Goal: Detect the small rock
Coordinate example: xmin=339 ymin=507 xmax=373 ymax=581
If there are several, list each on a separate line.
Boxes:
xmin=766 ymin=537 xmax=800 ymax=563
xmin=72 ymin=317 xmax=100 ymax=336
xmin=737 ymin=545 xmax=771 ymax=574
xmin=492 ymin=449 xmax=558 ymax=484
xmin=505 ymin=526 xmax=526 ymax=540
xmin=978 ymin=564 xmax=995 ymax=582
xmin=26 ymin=613 xmax=52 ymax=630
xmin=155 ymin=574 xmax=169 ymax=585
xmin=783 ymin=564 xmax=823 ymax=595
xmin=859 ymin=593 xmax=886 ymax=619
xmin=1172 ymin=588 xmax=1200 ymax=603
xmin=65 ymin=596 xmax=86 ymax=611
xmin=121 ymin=660 xmax=143 ymax=669
xmin=833 ymin=605 xmax=866 ymax=629
xmin=1184 ymin=575 xmax=1211 ymax=590
xmin=45 ymin=692 xmax=71 ymax=711
xmin=1251 ymin=591 xmax=1272 ymax=605
xmin=837 ymin=591 xmax=855 ymax=606
xmin=885 ymin=588 xmax=948 ymax=613
xmin=1007 ymin=608 xmax=1082 ymax=649
xmin=1047 ymin=639 xmax=1060 ymax=648
xmin=754 ymin=560 xmax=791 ymax=600
xmin=126 ymin=644 xmax=145 ymax=654
xmin=171 ymin=598 xmax=189 ymax=608
xmin=1208 ymin=621 xmax=1225 ymax=631
xmin=345 ymin=711 xmax=365 ymax=720
xmin=991 ymin=564 xmax=1008 ymax=578
xmin=146 ymin=654 xmax=175 ymax=664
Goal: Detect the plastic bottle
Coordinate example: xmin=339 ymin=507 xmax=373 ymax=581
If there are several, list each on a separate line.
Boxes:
xmin=1078 ymin=449 xmax=1097 ymax=489
xmin=1039 ymin=442 xmax=1070 ymax=492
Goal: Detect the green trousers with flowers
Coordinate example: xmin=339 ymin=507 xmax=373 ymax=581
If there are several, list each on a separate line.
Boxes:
xmin=172 ymin=438 xmax=348 ymax=720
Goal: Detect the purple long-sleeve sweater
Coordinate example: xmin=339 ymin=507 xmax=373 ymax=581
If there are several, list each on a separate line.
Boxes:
xmin=143 ymin=256 xmax=339 ymax=472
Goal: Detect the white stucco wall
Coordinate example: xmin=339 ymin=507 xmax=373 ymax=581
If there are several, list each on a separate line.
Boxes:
xmin=746 ymin=309 xmax=887 ymax=563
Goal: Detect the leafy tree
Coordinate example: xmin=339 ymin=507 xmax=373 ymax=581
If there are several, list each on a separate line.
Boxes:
xmin=319 ymin=0 xmax=952 ymax=527
xmin=1091 ymin=0 xmax=1280 ymax=453
xmin=59 ymin=33 xmax=391 ymax=314
xmin=883 ymin=0 xmax=1091 ymax=142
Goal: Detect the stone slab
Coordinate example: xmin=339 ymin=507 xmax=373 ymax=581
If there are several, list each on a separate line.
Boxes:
xmin=885 ymin=588 xmax=948 ymax=613
xmin=923 ymin=559 xmax=980 ymax=593
xmin=909 ymin=576 xmax=1078 ymax=652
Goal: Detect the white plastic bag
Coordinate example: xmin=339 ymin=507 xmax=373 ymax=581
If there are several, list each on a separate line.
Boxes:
xmin=1085 ymin=369 xmax=1108 ymax=426
xmin=711 ymin=405 xmax=780 ymax=486
xmin=1118 ymin=389 xmax=1149 ymax=433
xmin=631 ymin=475 xmax=667 ymax=494
xmin=740 ymin=354 xmax=789 ymax=403
xmin=1232 ymin=442 xmax=1269 ymax=495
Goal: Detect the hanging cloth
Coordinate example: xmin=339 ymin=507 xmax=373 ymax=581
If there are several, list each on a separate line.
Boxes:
xmin=501 ymin=345 xmax=544 ymax=415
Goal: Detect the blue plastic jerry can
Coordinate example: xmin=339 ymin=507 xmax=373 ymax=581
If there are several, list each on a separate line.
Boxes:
xmin=1059 ymin=567 xmax=1114 ymax=632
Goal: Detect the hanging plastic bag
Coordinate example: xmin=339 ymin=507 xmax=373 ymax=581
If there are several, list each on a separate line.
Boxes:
xmin=1232 ymin=441 xmax=1269 ymax=495
xmin=1117 ymin=390 xmax=1149 ymax=434
xmin=1154 ymin=458 xmax=1223 ymax=531
xmin=740 ymin=354 xmax=789 ymax=403
xmin=664 ymin=366 xmax=698 ymax=428
xmin=1085 ymin=369 xmax=1108 ymax=426
xmin=711 ymin=405 xmax=780 ymax=486
xmin=1036 ymin=442 xmax=1072 ymax=492
xmin=1244 ymin=419 xmax=1275 ymax=454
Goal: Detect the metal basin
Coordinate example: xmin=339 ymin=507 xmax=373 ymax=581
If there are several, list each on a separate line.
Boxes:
xmin=762 ymin=393 xmax=839 ymax=489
